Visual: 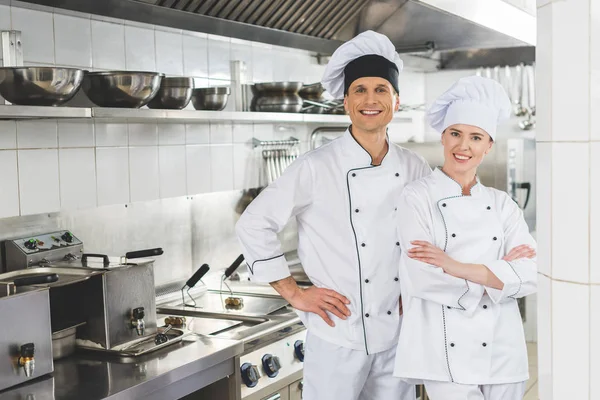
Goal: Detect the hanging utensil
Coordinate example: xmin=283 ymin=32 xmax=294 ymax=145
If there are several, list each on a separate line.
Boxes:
xmin=514 ymin=64 xmax=528 ymax=117
xmin=493 ymin=66 xmax=501 ymax=83
xmin=526 ymin=64 xmax=536 ymax=116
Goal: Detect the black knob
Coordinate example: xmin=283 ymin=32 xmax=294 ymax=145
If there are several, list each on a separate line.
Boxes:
xmin=240 ymin=363 xmax=260 ymax=388
xmin=294 ymin=340 xmax=305 ymax=362
xmin=262 ymin=354 xmax=281 ymax=378
xmin=61 ymin=232 xmax=73 ymax=243
xmin=21 ymin=343 xmax=35 ymax=358
xmin=133 ymin=307 xmax=145 ymax=319
xmin=24 ymin=239 xmax=37 ymax=250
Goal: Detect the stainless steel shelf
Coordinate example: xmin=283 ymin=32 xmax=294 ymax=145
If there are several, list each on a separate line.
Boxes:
xmin=0 ymin=105 xmax=91 ymax=119
xmin=0 ymin=105 xmax=413 ymax=124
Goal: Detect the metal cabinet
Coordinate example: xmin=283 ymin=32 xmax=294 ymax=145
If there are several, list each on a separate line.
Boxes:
xmin=261 ymin=388 xmax=289 ymax=400
xmin=289 ymin=379 xmax=303 ymax=400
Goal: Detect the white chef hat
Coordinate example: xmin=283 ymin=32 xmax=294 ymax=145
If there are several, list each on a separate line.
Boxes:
xmin=426 ymin=75 xmax=512 ymax=141
xmin=321 ymin=30 xmax=404 ymax=99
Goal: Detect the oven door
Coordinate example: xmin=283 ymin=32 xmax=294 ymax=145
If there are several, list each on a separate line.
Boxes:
xmin=289 ymin=379 xmax=303 ymax=400
xmin=262 ymin=389 xmax=290 ymax=400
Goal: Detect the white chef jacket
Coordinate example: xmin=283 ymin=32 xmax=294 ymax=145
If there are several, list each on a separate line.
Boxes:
xmin=393 ymin=167 xmax=537 ymax=384
xmin=235 ymin=129 xmax=431 ymax=354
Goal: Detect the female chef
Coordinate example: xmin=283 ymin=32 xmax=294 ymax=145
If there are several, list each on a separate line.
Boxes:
xmin=393 ymin=75 xmax=537 ymax=400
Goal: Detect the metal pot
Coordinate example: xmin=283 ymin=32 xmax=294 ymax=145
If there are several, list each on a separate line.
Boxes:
xmin=147 ymin=77 xmax=194 ymax=110
xmin=0 ymin=67 xmax=84 ymax=106
xmin=253 ymin=81 xmax=303 ymax=94
xmin=191 ymin=87 xmax=230 ymax=111
xmin=52 ymin=322 xmax=85 ymax=360
xmin=255 ymin=94 xmax=304 ymax=113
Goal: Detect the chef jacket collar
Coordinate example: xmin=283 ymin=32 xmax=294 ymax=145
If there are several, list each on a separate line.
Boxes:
xmin=340 ymin=127 xmax=398 ymax=168
xmin=432 ymin=167 xmax=482 ymax=197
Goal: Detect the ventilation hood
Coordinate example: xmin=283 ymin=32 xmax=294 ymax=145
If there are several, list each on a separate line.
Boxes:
xmin=20 ymin=0 xmax=535 ymax=59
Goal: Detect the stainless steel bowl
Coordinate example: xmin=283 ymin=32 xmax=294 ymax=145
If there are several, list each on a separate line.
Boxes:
xmin=147 ymin=77 xmax=194 ymax=110
xmin=0 ymin=67 xmax=84 ymax=106
xmin=82 ymin=71 xmax=163 ymax=108
xmin=255 ymin=93 xmax=303 ymax=113
xmin=253 ymin=81 xmax=303 ymax=94
xmin=191 ymin=87 xmax=230 ymax=111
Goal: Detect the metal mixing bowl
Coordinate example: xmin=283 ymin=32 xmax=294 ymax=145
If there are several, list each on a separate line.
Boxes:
xmin=191 ymin=87 xmax=230 ymax=111
xmin=0 ymin=67 xmax=84 ymax=106
xmin=82 ymin=71 xmax=163 ymax=108
xmin=147 ymin=77 xmax=194 ymax=110
xmin=253 ymin=82 xmax=303 ymax=94
xmin=255 ymin=94 xmax=304 ymax=113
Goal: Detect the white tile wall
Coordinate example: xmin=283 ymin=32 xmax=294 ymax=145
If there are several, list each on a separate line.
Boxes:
xmin=18 ymin=149 xmax=60 ymax=215
xmin=158 ymin=124 xmax=186 ymax=145
xmin=185 ymin=124 xmax=210 ymax=144
xmin=551 ymin=280 xmax=590 ymax=399
xmin=0 ymin=5 xmax=10 ymax=34
xmin=535 ymin=142 xmax=552 ymax=277
xmin=232 ymin=123 xmax=254 ymax=144
xmin=96 ymin=147 xmax=130 ymax=206
xmin=159 ymin=146 xmax=186 ymax=198
xmin=125 ymin=25 xmax=156 ymax=71
xmin=591 ymin=285 xmax=600 ymax=400
xmin=129 ymin=146 xmax=159 ymax=202
xmin=252 ymin=43 xmax=274 ymax=83
xmin=182 ymin=33 xmax=209 ymax=78
xmin=231 ymin=38 xmax=254 ymax=83
xmin=0 ymin=151 xmax=19 ymax=218
xmin=0 ymin=121 xmax=17 ymax=149
xmin=535 ymin=2 xmax=552 ymax=142
xmin=58 ymin=121 xmax=95 ymax=148
xmin=208 ymin=35 xmax=231 ymax=81
xmin=591 ymin=142 xmax=600 ymax=283
xmin=536 ymin=274 xmax=552 ymax=400
xmin=186 ymin=145 xmax=211 ymax=195
xmin=209 ymin=122 xmax=233 ymax=144
xmin=129 ymin=123 xmax=158 ymax=146
xmin=91 ymin=20 xmax=126 ymax=70
xmin=54 ymin=14 xmax=92 ymax=68
xmin=210 ymin=145 xmax=233 ymax=192
xmin=17 ymin=121 xmax=58 ymax=149
xmin=11 ymin=7 xmax=54 ymax=64
xmin=59 ymin=148 xmax=97 ymax=210
xmin=95 ymin=122 xmax=128 ymax=147
xmin=233 ymin=144 xmax=258 ymax=190
xmin=550 ymin=142 xmax=589 ymax=283
xmin=592 ymin=70 xmax=600 ymax=142
xmin=550 ymin=0 xmax=589 ymax=142
xmin=155 ymin=30 xmax=183 ymax=76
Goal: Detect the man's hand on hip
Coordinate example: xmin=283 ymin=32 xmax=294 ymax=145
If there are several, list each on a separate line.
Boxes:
xmin=270 ymin=276 xmax=351 ymax=327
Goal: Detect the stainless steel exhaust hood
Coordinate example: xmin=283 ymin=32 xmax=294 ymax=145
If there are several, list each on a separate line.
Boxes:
xmin=19 ymin=0 xmax=535 ymax=61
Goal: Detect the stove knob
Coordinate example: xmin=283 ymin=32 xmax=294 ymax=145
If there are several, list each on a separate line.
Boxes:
xmin=240 ymin=362 xmax=261 ymax=388
xmin=294 ymin=340 xmax=305 ymax=362
xmin=24 ymin=239 xmax=37 ymax=250
xmin=61 ymin=232 xmax=73 ymax=243
xmin=261 ymin=354 xmax=281 ymax=378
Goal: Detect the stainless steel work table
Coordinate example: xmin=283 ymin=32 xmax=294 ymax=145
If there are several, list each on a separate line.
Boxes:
xmin=0 ymin=335 xmax=243 ymax=400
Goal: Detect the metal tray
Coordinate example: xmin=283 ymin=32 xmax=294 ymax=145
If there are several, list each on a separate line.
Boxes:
xmin=77 ymin=326 xmax=190 ymax=357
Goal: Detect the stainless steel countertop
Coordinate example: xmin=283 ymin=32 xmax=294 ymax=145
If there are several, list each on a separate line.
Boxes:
xmin=0 ymin=334 xmax=243 ymax=400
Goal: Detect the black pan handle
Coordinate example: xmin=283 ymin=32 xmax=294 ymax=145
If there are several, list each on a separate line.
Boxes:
xmin=81 ymin=254 xmax=110 ymax=267
xmin=13 ymin=273 xmax=59 ymax=287
xmin=125 ymin=248 xmax=164 ymax=259
xmin=224 ymin=254 xmax=245 ymax=279
xmin=186 ymin=264 xmax=210 ymax=288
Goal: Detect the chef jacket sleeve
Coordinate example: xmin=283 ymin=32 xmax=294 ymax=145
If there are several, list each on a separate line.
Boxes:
xmin=397 ymin=186 xmax=484 ymax=316
xmin=235 ymin=155 xmax=314 ymax=283
xmin=484 ymin=192 xmax=537 ymax=304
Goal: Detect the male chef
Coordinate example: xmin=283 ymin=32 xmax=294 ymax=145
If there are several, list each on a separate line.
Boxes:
xmin=235 ymin=30 xmax=430 ymax=400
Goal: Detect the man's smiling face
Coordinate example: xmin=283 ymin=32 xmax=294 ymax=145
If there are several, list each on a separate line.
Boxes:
xmin=344 ymin=77 xmax=399 ymax=133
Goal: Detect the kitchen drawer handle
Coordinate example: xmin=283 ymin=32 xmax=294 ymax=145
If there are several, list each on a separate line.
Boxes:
xmin=264 ymin=394 xmax=281 ymax=400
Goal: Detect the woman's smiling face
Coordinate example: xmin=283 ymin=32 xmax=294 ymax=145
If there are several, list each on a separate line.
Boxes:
xmin=441 ymin=124 xmax=494 ymax=174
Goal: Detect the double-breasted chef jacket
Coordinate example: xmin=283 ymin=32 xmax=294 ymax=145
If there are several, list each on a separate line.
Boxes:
xmin=393 ymin=167 xmax=537 ymax=384
xmin=236 ymin=129 xmax=431 ymax=354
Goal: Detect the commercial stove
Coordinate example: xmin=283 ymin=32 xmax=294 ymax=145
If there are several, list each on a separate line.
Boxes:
xmin=156 ymin=272 xmax=307 ymax=400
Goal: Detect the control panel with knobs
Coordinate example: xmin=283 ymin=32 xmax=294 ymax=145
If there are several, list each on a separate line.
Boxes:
xmin=262 ymin=354 xmax=282 ymax=378
xmin=240 ymin=362 xmax=262 ymax=388
xmin=294 ymin=340 xmax=304 ymax=362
